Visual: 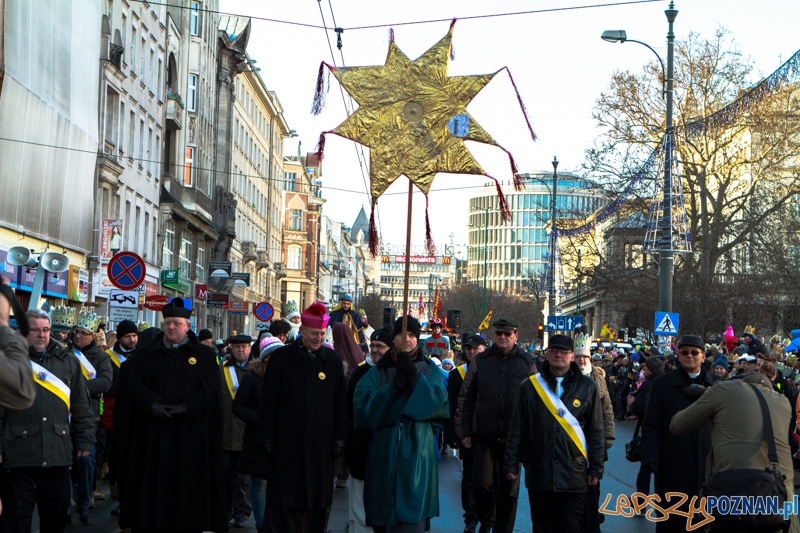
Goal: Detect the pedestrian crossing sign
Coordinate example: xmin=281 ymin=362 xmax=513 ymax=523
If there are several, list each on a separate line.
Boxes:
xmin=654 ymin=312 xmax=679 ymax=336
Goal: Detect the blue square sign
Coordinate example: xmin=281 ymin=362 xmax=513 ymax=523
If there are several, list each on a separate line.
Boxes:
xmin=654 ymin=312 xmax=679 ymax=336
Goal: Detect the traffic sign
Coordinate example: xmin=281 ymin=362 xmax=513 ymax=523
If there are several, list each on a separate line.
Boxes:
xmin=109 ymin=307 xmax=138 ymax=322
xmin=545 ymin=315 xmax=585 ymax=332
xmin=109 ymin=289 xmax=139 ymax=308
xmin=144 ymin=294 xmax=169 ymax=311
xmin=254 ymin=302 xmax=274 ymax=322
xmin=107 ymin=252 xmax=146 ymax=291
xmin=654 ymin=312 xmax=679 ymax=336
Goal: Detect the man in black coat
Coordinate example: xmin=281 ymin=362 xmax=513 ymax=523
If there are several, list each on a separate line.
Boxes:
xmin=629 ymin=355 xmax=664 ymax=495
xmin=641 ymin=334 xmax=720 ymax=533
xmin=119 ymin=299 xmax=226 ymax=533
xmin=257 ymin=302 xmax=348 ymax=533
xmin=503 ymin=334 xmax=605 ymax=533
xmin=444 ymin=334 xmax=486 ymax=533
xmin=456 ymin=318 xmax=537 ymax=533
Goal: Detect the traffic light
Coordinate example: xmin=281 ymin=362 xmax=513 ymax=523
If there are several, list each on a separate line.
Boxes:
xmin=446 ymin=309 xmax=462 ymax=330
xmin=537 ymin=324 xmax=544 ymax=339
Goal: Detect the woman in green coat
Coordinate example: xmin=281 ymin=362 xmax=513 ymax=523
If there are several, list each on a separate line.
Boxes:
xmin=354 ymin=317 xmax=450 ymax=533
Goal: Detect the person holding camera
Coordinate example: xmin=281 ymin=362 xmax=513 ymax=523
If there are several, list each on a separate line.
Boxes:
xmin=641 ymin=334 xmax=721 ymax=533
xmin=0 ymin=282 xmax=35 ymax=410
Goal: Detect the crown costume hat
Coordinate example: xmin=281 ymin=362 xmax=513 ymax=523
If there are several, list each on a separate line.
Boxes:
xmin=75 ymin=309 xmax=103 ymax=334
xmin=50 ymin=306 xmax=75 ymax=331
xmin=573 ymin=333 xmax=590 ymax=357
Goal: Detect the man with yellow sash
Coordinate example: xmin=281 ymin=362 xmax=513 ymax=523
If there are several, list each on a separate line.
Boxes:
xmin=68 ymin=310 xmax=112 ymax=524
xmin=444 ymin=334 xmax=486 ymax=533
xmin=503 ymin=334 xmax=605 ymax=533
xmin=221 ymin=334 xmax=253 ymax=528
xmin=0 ymin=309 xmax=94 ymax=533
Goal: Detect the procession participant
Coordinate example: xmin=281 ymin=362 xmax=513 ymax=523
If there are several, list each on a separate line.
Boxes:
xmin=0 ymin=309 xmax=94 ymax=533
xmin=422 ymin=318 xmax=450 ymax=359
xmin=355 ymin=316 xmax=449 ymax=533
xmin=329 ymin=295 xmax=365 ymax=343
xmin=119 ymin=298 xmax=227 ymax=533
xmin=257 ymin=302 xmax=348 ymax=533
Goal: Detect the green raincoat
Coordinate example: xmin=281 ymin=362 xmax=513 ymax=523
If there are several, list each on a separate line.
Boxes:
xmin=354 ymin=351 xmax=449 ymax=527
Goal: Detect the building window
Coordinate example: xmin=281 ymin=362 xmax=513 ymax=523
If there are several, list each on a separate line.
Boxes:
xmin=184 ymin=147 xmax=195 ymax=187
xmin=196 ymin=241 xmax=206 ymax=283
xmin=128 ymin=110 xmax=135 ymax=157
xmin=187 ymin=74 xmax=197 ymax=111
xmin=284 ymin=172 xmax=297 ymax=191
xmin=179 ymin=230 xmax=192 ymax=278
xmin=146 ymin=126 xmax=153 ymax=174
xmin=162 ymin=221 xmax=175 ymax=269
xmin=148 ymin=48 xmax=155 ymax=92
xmin=289 ymin=209 xmax=303 ymax=231
xmin=287 ymin=245 xmax=302 ymax=270
xmin=143 ymin=213 xmax=150 ymax=259
xmin=157 ymin=56 xmax=163 ymax=101
xmin=190 ymin=2 xmax=200 ymax=36
xmin=138 ymin=118 xmax=144 ymax=167
xmin=140 ymin=35 xmax=146 ymax=79
xmin=130 ymin=26 xmax=136 ymax=73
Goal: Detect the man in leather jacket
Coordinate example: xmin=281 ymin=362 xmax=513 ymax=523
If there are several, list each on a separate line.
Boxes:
xmin=503 ymin=334 xmax=604 ymax=533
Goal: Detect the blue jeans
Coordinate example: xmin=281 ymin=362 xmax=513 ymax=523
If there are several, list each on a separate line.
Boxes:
xmin=73 ymin=445 xmax=96 ymax=511
xmin=251 ymin=476 xmax=267 ymax=529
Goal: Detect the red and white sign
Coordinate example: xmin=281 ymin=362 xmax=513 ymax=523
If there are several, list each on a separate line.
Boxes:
xmin=195 ymin=283 xmax=208 ymax=300
xmin=394 ymin=255 xmax=436 ymax=264
xmin=144 ymin=295 xmax=170 ymax=311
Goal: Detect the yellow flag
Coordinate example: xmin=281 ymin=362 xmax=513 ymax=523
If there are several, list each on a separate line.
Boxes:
xmin=477 ymin=310 xmax=493 ymax=331
xmin=600 ymin=321 xmax=615 ymax=340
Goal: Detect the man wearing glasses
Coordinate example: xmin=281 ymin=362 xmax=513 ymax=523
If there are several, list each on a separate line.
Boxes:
xmin=641 ymin=334 xmax=720 ymax=533
xmin=503 ymin=334 xmax=604 ymax=533
xmin=455 ymin=318 xmax=536 ymax=533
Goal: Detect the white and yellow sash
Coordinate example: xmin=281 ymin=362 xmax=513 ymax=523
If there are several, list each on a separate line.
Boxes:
xmin=30 ymin=361 xmax=71 ymax=410
xmin=457 ymin=364 xmax=467 ymax=380
xmin=106 ymin=348 xmax=127 ymax=368
xmin=530 ymin=374 xmax=587 ymax=460
xmin=224 ymin=365 xmax=240 ymax=399
xmin=73 ymin=348 xmax=97 ymax=381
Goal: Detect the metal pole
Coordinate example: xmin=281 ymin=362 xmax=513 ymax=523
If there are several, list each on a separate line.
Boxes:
xmin=401 ymin=180 xmax=414 ymax=340
xmin=577 ymin=250 xmax=582 ymax=313
xmin=482 ymin=207 xmax=488 ymax=320
xmin=659 ymin=2 xmax=678 ymax=313
xmin=549 ymin=157 xmax=558 ymax=317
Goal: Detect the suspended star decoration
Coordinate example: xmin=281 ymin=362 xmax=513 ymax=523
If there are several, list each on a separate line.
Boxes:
xmin=312 ymin=19 xmax=537 ymax=255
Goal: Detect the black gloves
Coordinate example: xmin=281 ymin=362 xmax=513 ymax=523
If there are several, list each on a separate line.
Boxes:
xmin=166 ymin=404 xmax=188 ymax=416
xmin=260 ymin=442 xmax=274 ymax=458
xmin=332 ymin=440 xmax=345 ymax=460
xmin=683 ymin=384 xmax=709 ymax=403
xmin=395 ymin=351 xmax=415 ymax=376
xmin=393 ymin=370 xmax=410 ymax=398
xmin=150 ymin=402 xmax=172 ymax=420
xmin=648 ymin=463 xmax=659 ymax=475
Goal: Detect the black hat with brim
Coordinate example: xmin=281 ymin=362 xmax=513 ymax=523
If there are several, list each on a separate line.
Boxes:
xmin=677 ymin=334 xmax=705 ymax=350
xmin=229 ymin=334 xmax=253 ymax=345
xmin=162 ymin=298 xmax=192 ymax=319
xmin=464 ymin=334 xmax=487 ymax=347
xmin=547 ymin=334 xmax=574 ymax=351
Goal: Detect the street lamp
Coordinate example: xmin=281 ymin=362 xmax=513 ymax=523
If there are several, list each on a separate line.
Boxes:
xmin=549 ymin=156 xmax=559 ymax=319
xmin=602 ymin=1 xmax=678 ymax=313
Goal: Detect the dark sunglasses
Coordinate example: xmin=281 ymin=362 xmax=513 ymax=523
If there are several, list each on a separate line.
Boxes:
xmin=495 ymin=330 xmax=516 ymax=337
xmin=679 ymin=349 xmax=702 ymax=356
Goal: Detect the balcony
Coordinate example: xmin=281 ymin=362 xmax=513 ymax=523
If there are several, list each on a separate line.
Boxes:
xmin=256 ymin=250 xmax=269 ymax=270
xmin=242 ymin=241 xmax=257 ymax=264
xmin=166 ymin=89 xmax=184 ymax=131
xmin=274 ymin=262 xmax=287 ymax=279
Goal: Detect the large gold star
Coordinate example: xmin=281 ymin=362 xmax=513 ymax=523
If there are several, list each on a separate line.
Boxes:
xmin=328 ymin=24 xmax=502 ymax=199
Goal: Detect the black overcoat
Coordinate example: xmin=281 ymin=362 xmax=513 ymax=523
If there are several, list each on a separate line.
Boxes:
xmin=257 ymin=339 xmax=348 ymax=510
xmin=232 ymin=358 xmax=269 ymax=478
xmin=119 ymin=331 xmax=226 ymax=532
xmin=641 ymin=366 xmax=718 ymax=533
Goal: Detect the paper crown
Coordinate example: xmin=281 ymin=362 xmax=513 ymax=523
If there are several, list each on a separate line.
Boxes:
xmin=283 ymin=300 xmax=299 ymax=315
xmin=50 ymin=306 xmax=75 ymax=329
xmin=357 ymin=308 xmax=366 ymax=318
xmin=743 ymin=325 xmax=756 ymax=336
xmin=75 ymin=310 xmax=103 ymax=334
xmin=574 ymin=333 xmax=590 ymax=356
xmin=138 ymin=321 xmax=150 ymax=332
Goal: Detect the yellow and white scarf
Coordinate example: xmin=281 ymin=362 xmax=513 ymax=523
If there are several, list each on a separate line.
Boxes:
xmin=224 ymin=365 xmax=240 ymax=399
xmin=106 ymin=348 xmax=127 ymax=368
xmin=30 ymin=361 xmax=71 ymax=410
xmin=530 ymin=373 xmax=587 ymax=460
xmin=73 ymin=348 xmax=97 ymax=381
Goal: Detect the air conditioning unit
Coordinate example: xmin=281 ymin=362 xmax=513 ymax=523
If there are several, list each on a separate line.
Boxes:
xmin=241 ymin=241 xmax=257 ymax=263
xmin=256 ymin=250 xmax=269 ymax=270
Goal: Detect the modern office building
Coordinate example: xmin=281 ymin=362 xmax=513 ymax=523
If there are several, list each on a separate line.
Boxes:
xmin=466 ymin=171 xmax=607 ymax=294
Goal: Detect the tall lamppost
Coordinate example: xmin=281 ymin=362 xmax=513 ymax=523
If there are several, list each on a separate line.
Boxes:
xmin=602 ymin=1 xmax=678 ymax=312
xmin=549 ymin=156 xmax=559 ymax=318
xmin=482 ymin=207 xmax=489 ymax=320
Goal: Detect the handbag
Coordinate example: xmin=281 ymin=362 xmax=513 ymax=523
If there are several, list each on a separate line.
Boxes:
xmin=700 ymin=384 xmax=791 ymax=533
xmin=625 ymin=419 xmax=642 ymax=462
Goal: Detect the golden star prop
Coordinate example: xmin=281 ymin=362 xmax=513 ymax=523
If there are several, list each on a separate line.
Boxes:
xmin=312 ymin=20 xmax=536 ymax=254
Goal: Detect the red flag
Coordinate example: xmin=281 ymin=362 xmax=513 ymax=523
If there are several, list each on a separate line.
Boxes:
xmin=433 ymin=290 xmax=443 ymax=319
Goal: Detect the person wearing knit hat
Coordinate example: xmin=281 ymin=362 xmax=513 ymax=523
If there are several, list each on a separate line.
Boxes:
xmin=354 ymin=315 xmax=449 ymax=532
xmin=120 ymin=298 xmax=227 ymax=532
xmin=256 ymin=301 xmax=348 ymax=532
xmin=712 ymin=355 xmax=729 ymax=378
xmin=197 ymin=329 xmax=214 ymax=346
xmin=258 ymin=336 xmax=284 ymax=360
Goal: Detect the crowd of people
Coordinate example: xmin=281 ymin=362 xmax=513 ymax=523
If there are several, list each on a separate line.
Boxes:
xmin=2 ymin=288 xmax=800 ymax=533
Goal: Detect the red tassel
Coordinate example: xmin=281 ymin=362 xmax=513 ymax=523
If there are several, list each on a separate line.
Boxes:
xmin=424 ymin=198 xmax=435 ymax=255
xmin=488 ymin=174 xmax=512 ymax=223
xmin=389 ymin=28 xmax=394 ymax=42
xmin=450 ymin=18 xmax=457 ymax=30
xmin=505 ymin=149 xmax=524 ymax=191
xmin=501 ymin=67 xmax=537 ymax=142
xmin=368 ymin=201 xmax=380 ymax=258
xmin=314 ymin=131 xmax=327 ymax=162
xmin=311 ymin=62 xmax=333 ymax=116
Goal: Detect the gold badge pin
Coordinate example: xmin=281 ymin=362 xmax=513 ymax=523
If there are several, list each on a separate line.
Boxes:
xmin=318 ymin=372 xmax=326 ymax=380
xmin=572 ymin=399 xmax=581 ymax=408
xmin=188 ymin=357 xmax=197 ymax=365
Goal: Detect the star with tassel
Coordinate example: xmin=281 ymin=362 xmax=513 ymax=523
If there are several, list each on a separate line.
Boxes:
xmin=312 ymin=19 xmax=536 ymax=255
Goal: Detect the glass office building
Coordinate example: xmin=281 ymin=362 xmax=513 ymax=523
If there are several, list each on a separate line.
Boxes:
xmin=467 ymin=171 xmax=607 ymax=293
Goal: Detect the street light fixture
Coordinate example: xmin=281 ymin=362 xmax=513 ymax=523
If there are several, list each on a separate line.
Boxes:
xmin=600 ymin=30 xmax=666 ymax=95
xmin=549 ymin=157 xmax=559 ymax=319
xmin=601 ymin=1 xmax=679 ymax=313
